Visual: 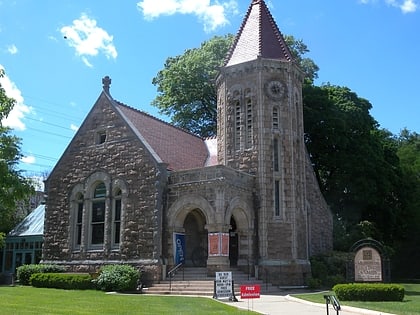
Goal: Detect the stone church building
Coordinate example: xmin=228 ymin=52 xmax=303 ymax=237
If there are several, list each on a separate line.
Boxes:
xmin=43 ymin=0 xmax=332 ymax=285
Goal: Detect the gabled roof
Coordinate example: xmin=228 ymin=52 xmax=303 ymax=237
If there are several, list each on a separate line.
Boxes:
xmin=8 ymin=204 xmax=45 ymax=237
xmin=224 ymin=0 xmax=293 ymax=67
xmin=113 ymin=100 xmax=210 ymax=171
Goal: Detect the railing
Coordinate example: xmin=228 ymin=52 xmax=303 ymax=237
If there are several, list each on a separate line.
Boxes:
xmin=324 ymin=294 xmax=341 ymax=315
xmin=167 ymin=262 xmax=184 ymax=291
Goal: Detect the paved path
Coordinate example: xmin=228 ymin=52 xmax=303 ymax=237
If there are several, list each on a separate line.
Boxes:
xmin=220 ymin=294 xmax=396 ymax=315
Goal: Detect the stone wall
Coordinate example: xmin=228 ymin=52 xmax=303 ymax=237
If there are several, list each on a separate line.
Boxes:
xmin=43 ymin=94 xmax=164 ymax=281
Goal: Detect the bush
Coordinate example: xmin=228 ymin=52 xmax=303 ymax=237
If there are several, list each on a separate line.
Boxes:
xmin=333 ymin=283 xmax=405 ymax=301
xmin=30 ymin=273 xmax=94 ymax=290
xmin=17 ymin=264 xmax=65 ymax=285
xmin=310 ymin=251 xmax=351 ymax=288
xmin=93 ymin=265 xmax=140 ymax=292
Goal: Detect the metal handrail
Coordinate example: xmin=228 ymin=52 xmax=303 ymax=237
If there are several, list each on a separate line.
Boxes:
xmin=167 ymin=262 xmax=184 ymax=291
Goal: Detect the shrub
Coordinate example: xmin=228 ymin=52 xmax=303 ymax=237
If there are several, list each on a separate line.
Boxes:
xmin=17 ymin=264 xmax=65 ymax=285
xmin=310 ymin=251 xmax=351 ymax=288
xmin=30 ymin=273 xmax=94 ymax=290
xmin=333 ymin=283 xmax=405 ymax=301
xmin=93 ymin=265 xmax=140 ymax=292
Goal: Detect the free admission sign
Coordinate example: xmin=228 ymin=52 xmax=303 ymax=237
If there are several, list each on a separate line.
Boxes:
xmin=240 ymin=285 xmax=261 ymax=299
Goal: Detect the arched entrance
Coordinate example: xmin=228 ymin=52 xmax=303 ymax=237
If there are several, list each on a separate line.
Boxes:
xmin=183 ymin=209 xmax=208 ymax=267
xmin=229 ymin=216 xmax=239 ymax=267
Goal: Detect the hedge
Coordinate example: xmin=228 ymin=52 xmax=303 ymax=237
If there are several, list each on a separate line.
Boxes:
xmin=17 ymin=264 xmax=65 ymax=285
xmin=333 ymin=283 xmax=405 ymax=301
xmin=30 ymin=273 xmax=95 ymax=290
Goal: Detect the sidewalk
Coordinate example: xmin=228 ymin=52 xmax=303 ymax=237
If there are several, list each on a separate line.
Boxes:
xmin=220 ymin=294 xmax=396 ymax=315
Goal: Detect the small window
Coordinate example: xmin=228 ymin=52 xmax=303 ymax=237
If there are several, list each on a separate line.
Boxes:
xmin=274 ymin=180 xmax=280 ymax=216
xmin=97 ymin=131 xmax=106 ymax=144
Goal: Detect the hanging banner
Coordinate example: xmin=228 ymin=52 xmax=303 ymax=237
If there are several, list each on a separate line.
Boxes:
xmin=173 ymin=233 xmax=185 ymax=265
xmin=208 ymin=232 xmax=230 ymax=257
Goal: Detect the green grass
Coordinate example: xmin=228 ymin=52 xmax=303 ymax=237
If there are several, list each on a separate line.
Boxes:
xmin=292 ymin=283 xmax=420 ymax=315
xmin=0 ymin=286 xmax=258 ymax=315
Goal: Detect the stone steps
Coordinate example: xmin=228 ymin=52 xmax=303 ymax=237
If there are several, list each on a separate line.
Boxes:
xmin=143 ymin=267 xmax=280 ymax=296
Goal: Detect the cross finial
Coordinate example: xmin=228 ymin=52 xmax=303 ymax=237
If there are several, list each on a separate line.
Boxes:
xmin=102 ymin=76 xmax=111 ymax=94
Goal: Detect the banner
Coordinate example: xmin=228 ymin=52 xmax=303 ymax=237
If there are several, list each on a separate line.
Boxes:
xmin=173 ymin=233 xmax=185 ymax=265
xmin=208 ymin=232 xmax=229 ymax=257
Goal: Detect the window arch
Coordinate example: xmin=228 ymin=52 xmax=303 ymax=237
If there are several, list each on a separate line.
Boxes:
xmin=70 ymin=173 xmax=126 ymax=252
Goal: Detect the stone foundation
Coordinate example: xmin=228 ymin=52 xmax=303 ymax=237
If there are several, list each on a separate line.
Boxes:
xmin=256 ymin=260 xmax=311 ymax=286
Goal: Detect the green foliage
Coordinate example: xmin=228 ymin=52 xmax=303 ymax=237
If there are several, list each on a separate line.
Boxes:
xmin=17 ymin=264 xmax=65 ymax=285
xmin=30 ymin=273 xmax=94 ymax=290
xmin=303 ymin=84 xmax=406 ymax=250
xmin=93 ymin=264 xmax=140 ymax=292
xmin=333 ymin=283 xmax=405 ymax=301
xmin=0 ymin=69 xmax=35 ymax=233
xmin=152 ymin=34 xmax=234 ymax=137
xmin=310 ymin=252 xmax=350 ymax=288
xmin=0 ymin=231 xmax=5 ymax=248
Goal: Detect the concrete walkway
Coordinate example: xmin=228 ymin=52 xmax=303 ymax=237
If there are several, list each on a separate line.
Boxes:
xmin=220 ymin=294 xmax=396 ymax=315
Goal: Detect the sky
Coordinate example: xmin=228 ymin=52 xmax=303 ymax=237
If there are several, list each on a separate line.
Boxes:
xmin=0 ymin=0 xmax=419 ymax=179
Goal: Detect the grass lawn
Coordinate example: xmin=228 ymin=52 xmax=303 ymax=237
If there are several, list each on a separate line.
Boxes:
xmin=292 ymin=283 xmax=420 ymax=315
xmin=0 ymin=286 xmax=258 ymax=315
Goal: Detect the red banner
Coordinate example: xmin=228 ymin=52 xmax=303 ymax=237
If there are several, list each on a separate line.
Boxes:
xmin=240 ymin=285 xmax=261 ymax=299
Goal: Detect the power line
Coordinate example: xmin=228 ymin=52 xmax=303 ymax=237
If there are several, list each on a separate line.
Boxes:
xmin=25 ymin=117 xmax=78 ymax=132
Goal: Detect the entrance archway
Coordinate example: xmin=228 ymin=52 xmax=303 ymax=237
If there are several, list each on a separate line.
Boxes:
xmin=183 ymin=209 xmax=207 ymax=267
xmin=229 ymin=216 xmax=239 ymax=266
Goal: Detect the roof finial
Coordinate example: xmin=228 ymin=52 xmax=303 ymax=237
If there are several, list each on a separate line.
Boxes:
xmin=102 ymin=75 xmax=111 ymax=94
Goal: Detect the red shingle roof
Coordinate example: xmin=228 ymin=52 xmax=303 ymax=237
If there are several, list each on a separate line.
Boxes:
xmin=225 ymin=0 xmax=293 ymax=67
xmin=115 ymin=101 xmax=209 ymax=171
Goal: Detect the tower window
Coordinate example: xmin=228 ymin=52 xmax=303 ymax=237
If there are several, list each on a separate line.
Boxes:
xmin=235 ymin=100 xmax=241 ymax=151
xmin=273 ymin=138 xmax=279 ymax=172
xmin=274 ymin=180 xmax=280 ymax=217
xmin=273 ymin=107 xmax=279 ymax=129
xmin=246 ymin=98 xmax=253 ymax=148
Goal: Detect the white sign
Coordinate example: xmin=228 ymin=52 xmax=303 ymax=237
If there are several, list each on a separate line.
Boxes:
xmin=215 ymin=272 xmax=233 ymax=299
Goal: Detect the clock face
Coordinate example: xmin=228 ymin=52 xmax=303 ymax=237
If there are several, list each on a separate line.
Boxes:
xmin=266 ymin=80 xmax=286 ymax=100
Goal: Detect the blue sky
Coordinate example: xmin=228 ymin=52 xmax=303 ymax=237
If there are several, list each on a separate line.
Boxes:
xmin=0 ymin=0 xmax=419 ymax=179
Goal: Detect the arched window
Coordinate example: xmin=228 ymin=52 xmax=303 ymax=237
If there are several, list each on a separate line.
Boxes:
xmin=91 ymin=182 xmax=106 ymax=245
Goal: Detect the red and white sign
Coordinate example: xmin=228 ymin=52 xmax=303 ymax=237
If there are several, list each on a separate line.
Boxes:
xmin=240 ymin=285 xmax=261 ymax=299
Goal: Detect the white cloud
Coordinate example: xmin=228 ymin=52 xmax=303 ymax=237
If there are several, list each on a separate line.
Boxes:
xmin=137 ymin=0 xmax=238 ymax=32
xmin=21 ymin=155 xmax=36 ymax=164
xmin=7 ymin=44 xmax=18 ymax=55
xmin=70 ymin=124 xmax=79 ymax=132
xmin=60 ymin=13 xmax=117 ymax=67
xmin=361 ymin=0 xmax=418 ymax=13
xmin=0 ymin=65 xmax=32 ymax=131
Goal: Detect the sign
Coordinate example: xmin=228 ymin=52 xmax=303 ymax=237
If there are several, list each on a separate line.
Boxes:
xmin=214 ymin=272 xmax=233 ymax=299
xmin=208 ymin=232 xmax=229 ymax=257
xmin=354 ymin=246 xmax=382 ymax=282
xmin=173 ymin=233 xmax=185 ymax=265
xmin=240 ymin=285 xmax=261 ymax=299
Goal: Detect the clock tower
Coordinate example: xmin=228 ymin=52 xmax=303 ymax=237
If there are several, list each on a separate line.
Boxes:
xmin=216 ymin=0 xmax=310 ymax=283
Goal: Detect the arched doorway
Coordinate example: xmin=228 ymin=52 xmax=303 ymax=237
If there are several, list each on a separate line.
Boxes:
xmin=183 ymin=209 xmax=207 ymax=267
xmin=229 ymin=216 xmax=239 ymax=267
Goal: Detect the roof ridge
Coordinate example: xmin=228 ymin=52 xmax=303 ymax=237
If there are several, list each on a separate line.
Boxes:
xmin=114 ymin=100 xmax=205 ymax=140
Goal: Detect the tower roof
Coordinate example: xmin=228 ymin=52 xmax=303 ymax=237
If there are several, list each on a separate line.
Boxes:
xmin=224 ymin=0 xmax=293 ymax=67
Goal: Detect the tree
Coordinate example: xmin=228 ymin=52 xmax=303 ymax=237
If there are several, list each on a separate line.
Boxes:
xmin=0 ymin=69 xmax=34 ymax=234
xmin=152 ymin=34 xmax=234 ymax=137
xmin=303 ymin=84 xmax=405 ymax=249
xmin=152 ymin=35 xmax=319 ymax=137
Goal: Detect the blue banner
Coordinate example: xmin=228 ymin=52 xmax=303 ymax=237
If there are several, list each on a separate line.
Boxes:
xmin=173 ymin=233 xmax=185 ymax=265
